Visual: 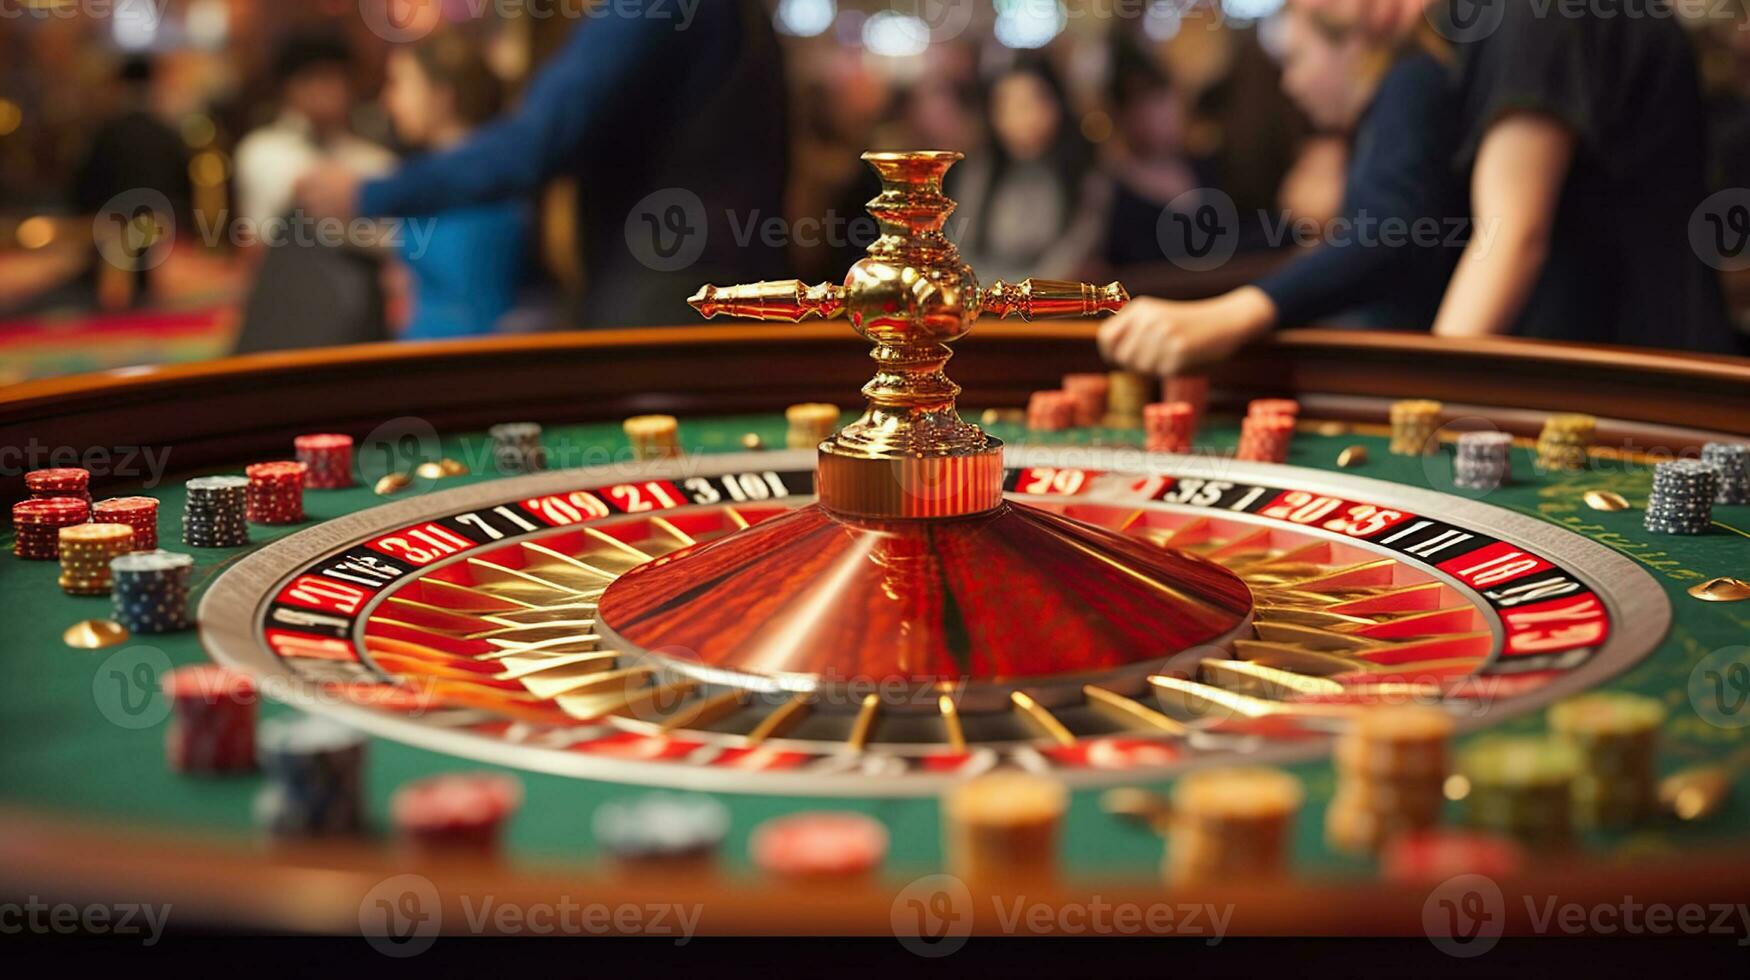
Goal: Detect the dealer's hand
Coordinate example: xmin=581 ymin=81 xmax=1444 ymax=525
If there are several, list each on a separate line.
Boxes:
xmin=294 ymin=163 xmax=363 ymax=222
xmin=1097 ymin=287 xmax=1278 ymax=376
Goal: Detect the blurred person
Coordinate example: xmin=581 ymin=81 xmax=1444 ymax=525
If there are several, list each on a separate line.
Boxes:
xmin=73 ymin=56 xmax=192 ymax=225
xmin=295 ymin=1 xmax=788 ymax=327
xmin=1102 ymin=39 xmax=1209 ymax=267
xmin=953 ymin=58 xmax=1109 ymax=284
xmin=234 ymin=31 xmax=394 ymax=234
xmin=1101 ymin=0 xmax=1742 ymax=374
xmin=380 ymin=32 xmax=527 ymax=340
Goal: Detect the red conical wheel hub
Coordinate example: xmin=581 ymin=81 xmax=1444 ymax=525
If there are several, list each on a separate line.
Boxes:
xmin=597 ymin=501 xmax=1253 ymax=710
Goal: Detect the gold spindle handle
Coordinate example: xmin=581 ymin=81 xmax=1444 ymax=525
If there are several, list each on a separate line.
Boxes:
xmin=981 ymin=279 xmax=1130 ymax=321
xmin=688 ymin=280 xmax=845 ymax=322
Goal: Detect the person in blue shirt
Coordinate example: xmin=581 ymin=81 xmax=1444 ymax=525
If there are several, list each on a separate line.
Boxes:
xmin=380 ymin=32 xmax=527 ymax=340
xmin=298 ymin=1 xmax=788 ymax=327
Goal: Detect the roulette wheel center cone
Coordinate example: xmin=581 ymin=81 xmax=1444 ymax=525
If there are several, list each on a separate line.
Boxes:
xmin=602 ymin=150 xmax=1247 ymax=711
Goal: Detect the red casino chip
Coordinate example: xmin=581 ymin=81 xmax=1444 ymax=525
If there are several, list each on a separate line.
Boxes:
xmin=1380 ymin=830 xmax=1526 ymax=884
xmin=246 ymin=461 xmax=308 ymax=525
xmin=93 ymin=496 xmax=160 ymax=552
xmin=294 ymin=433 xmax=355 ymax=489
xmin=1247 ymin=398 xmax=1302 ymax=420
xmin=1144 ymin=401 xmax=1197 ymax=454
xmin=25 ymin=467 xmax=91 ymax=502
xmin=1237 ymin=413 xmax=1296 ymax=463
xmin=1061 ymin=374 xmax=1110 ymax=427
xmin=749 ymin=811 xmax=889 ymax=878
xmin=12 ymin=496 xmax=91 ymax=560
xmin=391 ymin=772 xmax=524 ymax=853
xmin=1026 ymin=390 xmax=1076 ymax=432
xmin=161 ymin=665 xmax=258 ymax=774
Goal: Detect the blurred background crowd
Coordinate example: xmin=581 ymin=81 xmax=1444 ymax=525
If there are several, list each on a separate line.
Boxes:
xmin=3 ymin=0 xmax=1750 ymax=380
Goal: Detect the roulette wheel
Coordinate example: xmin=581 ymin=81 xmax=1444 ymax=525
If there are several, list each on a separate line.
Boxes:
xmin=2 ymin=152 xmax=1749 ymax=949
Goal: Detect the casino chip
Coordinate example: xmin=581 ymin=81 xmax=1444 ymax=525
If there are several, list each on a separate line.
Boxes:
xmin=1236 ymin=412 xmax=1294 ymax=463
xmin=1388 ymin=400 xmax=1442 ymax=456
xmin=1454 ymin=431 xmax=1514 ymax=491
xmin=1168 ymin=767 xmax=1302 ymax=886
xmin=246 ymin=461 xmax=308 ymax=525
xmin=25 ymin=467 xmax=91 ymax=502
xmin=944 ymin=772 xmax=1067 ymax=887
xmin=391 ymin=772 xmax=524 ymax=854
xmin=294 ymin=433 xmax=355 ymax=489
xmin=1026 ymin=390 xmax=1075 ymax=432
xmin=1700 ymin=442 xmax=1748 ymax=505
xmin=58 ymin=522 xmax=133 ymax=595
xmin=1144 ymin=401 xmax=1196 ymax=453
xmin=110 ymin=550 xmax=194 ymax=633
xmin=620 ymin=416 xmax=677 ymax=462
xmin=1549 ymin=692 xmax=1664 ymax=829
xmin=162 ymin=664 xmax=257 ymax=775
xmin=1105 ymin=371 xmax=1153 ymax=428
xmin=93 ymin=496 xmax=160 ymax=551
xmin=1458 ymin=736 xmax=1580 ymax=845
xmin=1247 ymin=398 xmax=1300 ymax=421
xmin=254 ymin=714 xmax=368 ymax=837
xmin=11 ymin=497 xmax=89 ymax=560
xmin=750 ymin=811 xmax=889 ymax=878
xmin=1535 ymin=413 xmax=1595 ymax=472
xmin=592 ymin=792 xmax=730 ymax=863
xmin=1061 ymin=373 xmax=1110 ymax=427
xmin=1327 ymin=706 xmax=1453 ymax=855
xmin=1380 ymin=830 xmax=1526 ymax=884
xmin=183 ymin=476 xmax=249 ymax=548
xmin=1644 ymin=458 xmax=1721 ymax=535
xmin=784 ymin=403 xmax=840 ymax=450
xmin=1163 ymin=375 xmax=1209 ymax=431
xmin=491 ymin=421 xmax=548 ymax=472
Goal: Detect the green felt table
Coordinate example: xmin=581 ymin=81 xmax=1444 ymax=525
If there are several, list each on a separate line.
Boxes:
xmin=3 ymin=412 xmax=1747 ymax=886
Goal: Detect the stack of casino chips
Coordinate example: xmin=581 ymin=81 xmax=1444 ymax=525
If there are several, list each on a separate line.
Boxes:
xmin=943 ymin=772 xmax=1067 ymax=888
xmin=92 ymin=496 xmax=159 ymax=551
xmin=1534 ymin=413 xmax=1595 ymax=472
xmin=161 ymin=664 xmax=257 ymax=775
xmin=1389 ymin=400 xmax=1443 ymax=456
xmin=183 ymin=476 xmax=249 ymax=547
xmin=1236 ymin=412 xmax=1295 ymax=463
xmin=1163 ymin=375 xmax=1210 ymax=430
xmin=784 ymin=403 xmax=840 ymax=449
xmin=254 ymin=715 xmax=367 ymax=837
xmin=1167 ymin=767 xmax=1302 ymax=886
xmin=490 ymin=421 xmax=548 ymax=472
xmin=1026 ymin=390 xmax=1075 ymax=431
xmin=1643 ymin=458 xmax=1721 ymax=535
xmin=1061 ymin=373 xmax=1110 ymax=427
xmin=294 ymin=433 xmax=355 ymax=489
xmin=1549 ymin=693 xmax=1664 ymax=829
xmin=593 ymin=792 xmax=731 ymax=867
xmin=1458 ymin=735 xmax=1579 ymax=846
xmin=752 ymin=811 xmax=890 ymax=880
xmin=110 ymin=550 xmax=194 ymax=633
xmin=246 ymin=461 xmax=308 ymax=525
xmin=392 ymin=772 xmax=524 ymax=855
xmin=1453 ymin=431 xmax=1514 ymax=491
xmin=1105 ymin=371 xmax=1154 ymax=428
xmin=1248 ymin=398 xmax=1300 ymax=424
xmin=1144 ymin=402 xmax=1197 ymax=453
xmin=11 ymin=497 xmax=89 ymax=560
xmin=1701 ymin=442 xmax=1748 ymax=504
xmin=58 ymin=523 xmax=133 ymax=595
xmin=1326 ymin=706 xmax=1453 ymax=855
xmin=621 ymin=416 xmax=678 ymax=462
xmin=25 ymin=467 xmax=91 ymax=502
